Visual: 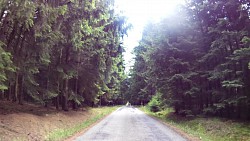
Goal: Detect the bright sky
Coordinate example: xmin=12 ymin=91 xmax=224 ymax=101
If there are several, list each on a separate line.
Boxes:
xmin=115 ymin=0 xmax=184 ymax=73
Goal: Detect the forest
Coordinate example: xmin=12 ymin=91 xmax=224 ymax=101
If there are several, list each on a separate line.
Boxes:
xmin=0 ymin=0 xmax=129 ymax=111
xmin=0 ymin=0 xmax=250 ymax=121
xmin=124 ymin=0 xmax=250 ymax=120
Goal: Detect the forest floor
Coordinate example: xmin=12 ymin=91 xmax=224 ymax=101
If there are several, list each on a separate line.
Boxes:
xmin=0 ymin=100 xmax=117 ymax=141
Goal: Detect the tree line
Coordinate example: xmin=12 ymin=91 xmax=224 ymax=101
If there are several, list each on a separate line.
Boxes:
xmin=125 ymin=0 xmax=250 ymax=120
xmin=0 ymin=0 xmax=129 ymax=110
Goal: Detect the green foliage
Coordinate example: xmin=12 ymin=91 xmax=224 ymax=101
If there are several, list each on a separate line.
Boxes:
xmin=147 ymin=93 xmax=162 ymax=112
xmin=0 ymin=45 xmax=15 ymax=90
xmin=141 ymin=107 xmax=250 ymax=141
xmin=0 ymin=0 xmax=129 ymax=108
xmin=128 ymin=0 xmax=250 ymax=119
xmin=222 ymin=80 xmax=243 ymax=88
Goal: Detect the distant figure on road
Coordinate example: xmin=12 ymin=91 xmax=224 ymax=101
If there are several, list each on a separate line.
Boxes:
xmin=126 ymin=101 xmax=131 ymax=107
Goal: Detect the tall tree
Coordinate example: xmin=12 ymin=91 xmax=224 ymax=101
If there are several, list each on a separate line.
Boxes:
xmin=0 ymin=0 xmax=129 ymax=110
xmin=128 ymin=0 xmax=250 ymax=119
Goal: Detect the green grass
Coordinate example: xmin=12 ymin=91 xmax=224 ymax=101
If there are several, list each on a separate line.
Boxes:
xmin=140 ymin=106 xmax=250 ymax=141
xmin=45 ymin=106 xmax=118 ymax=141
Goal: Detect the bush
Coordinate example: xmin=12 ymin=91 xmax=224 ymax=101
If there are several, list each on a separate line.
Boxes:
xmin=148 ymin=94 xmax=162 ymax=112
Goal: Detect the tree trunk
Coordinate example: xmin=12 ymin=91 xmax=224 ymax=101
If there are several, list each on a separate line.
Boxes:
xmin=0 ymin=91 xmax=3 ymax=100
xmin=62 ymin=43 xmax=70 ymax=111
xmin=55 ymin=81 xmax=60 ymax=110
xmin=56 ymin=48 xmax=63 ymax=110
xmin=8 ymin=83 xmax=12 ymax=101
xmin=6 ymin=21 xmax=18 ymax=50
xmin=62 ymin=79 xmax=69 ymax=111
xmin=72 ymin=78 xmax=79 ymax=110
xmin=18 ymin=75 xmax=23 ymax=105
xmin=72 ymin=101 xmax=77 ymax=110
xmin=3 ymin=90 xmax=7 ymax=100
xmin=13 ymin=72 xmax=19 ymax=102
xmin=44 ymin=68 xmax=50 ymax=108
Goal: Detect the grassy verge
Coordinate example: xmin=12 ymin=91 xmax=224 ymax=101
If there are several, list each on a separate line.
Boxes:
xmin=45 ymin=106 xmax=118 ymax=141
xmin=140 ymin=106 xmax=250 ymax=141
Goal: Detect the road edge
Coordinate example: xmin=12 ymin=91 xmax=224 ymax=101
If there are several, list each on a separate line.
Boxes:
xmin=137 ymin=108 xmax=201 ymax=141
xmin=64 ymin=107 xmax=122 ymax=141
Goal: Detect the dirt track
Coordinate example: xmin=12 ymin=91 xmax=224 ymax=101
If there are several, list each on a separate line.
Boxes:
xmin=74 ymin=106 xmax=187 ymax=141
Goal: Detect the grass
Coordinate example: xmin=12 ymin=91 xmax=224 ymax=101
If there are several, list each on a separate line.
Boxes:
xmin=140 ymin=106 xmax=250 ymax=141
xmin=45 ymin=106 xmax=118 ymax=141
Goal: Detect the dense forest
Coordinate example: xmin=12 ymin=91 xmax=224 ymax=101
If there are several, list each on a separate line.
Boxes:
xmin=0 ymin=0 xmax=129 ymax=110
xmin=124 ymin=0 xmax=250 ymax=120
xmin=1 ymin=0 xmax=250 ymax=121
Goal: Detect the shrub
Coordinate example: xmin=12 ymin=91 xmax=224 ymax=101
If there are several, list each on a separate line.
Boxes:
xmin=148 ymin=93 xmax=162 ymax=112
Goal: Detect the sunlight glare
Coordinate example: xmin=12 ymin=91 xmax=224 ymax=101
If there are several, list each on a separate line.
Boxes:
xmin=115 ymin=0 xmax=184 ymax=73
xmin=117 ymin=0 xmax=183 ymax=25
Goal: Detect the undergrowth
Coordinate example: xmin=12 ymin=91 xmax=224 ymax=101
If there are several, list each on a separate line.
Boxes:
xmin=140 ymin=106 xmax=250 ymax=141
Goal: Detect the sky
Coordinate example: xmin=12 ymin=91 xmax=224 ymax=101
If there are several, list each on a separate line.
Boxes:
xmin=115 ymin=0 xmax=184 ymax=73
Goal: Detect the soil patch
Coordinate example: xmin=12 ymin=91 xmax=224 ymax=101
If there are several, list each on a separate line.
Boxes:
xmin=0 ymin=100 xmax=91 ymax=141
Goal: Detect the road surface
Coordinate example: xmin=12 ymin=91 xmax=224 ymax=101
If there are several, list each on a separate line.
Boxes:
xmin=74 ymin=106 xmax=187 ymax=141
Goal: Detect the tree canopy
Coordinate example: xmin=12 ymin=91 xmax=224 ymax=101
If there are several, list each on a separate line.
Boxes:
xmin=0 ymin=0 xmax=129 ymax=110
xmin=126 ymin=0 xmax=250 ymax=119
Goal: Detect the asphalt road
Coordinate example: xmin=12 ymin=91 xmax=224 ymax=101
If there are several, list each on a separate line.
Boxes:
xmin=74 ymin=106 xmax=187 ymax=141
